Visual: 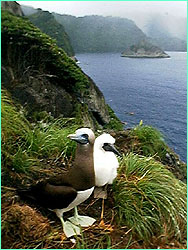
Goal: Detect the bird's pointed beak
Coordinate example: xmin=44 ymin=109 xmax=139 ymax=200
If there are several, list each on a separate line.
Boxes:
xmin=109 ymin=144 xmax=121 ymax=157
xmin=67 ymin=133 xmax=76 ymax=140
xmin=67 ymin=133 xmax=89 ymax=144
xmin=103 ymin=143 xmax=121 ymax=157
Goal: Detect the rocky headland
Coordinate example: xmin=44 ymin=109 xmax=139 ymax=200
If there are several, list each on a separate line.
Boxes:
xmin=2 ymin=9 xmax=123 ymax=131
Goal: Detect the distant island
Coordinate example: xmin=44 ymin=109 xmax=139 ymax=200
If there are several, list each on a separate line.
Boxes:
xmin=121 ymin=40 xmax=170 ymax=58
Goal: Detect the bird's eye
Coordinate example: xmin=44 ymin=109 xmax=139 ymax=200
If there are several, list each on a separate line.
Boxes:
xmin=82 ymin=134 xmax=89 ymax=139
xmin=103 ymin=143 xmax=109 ymax=147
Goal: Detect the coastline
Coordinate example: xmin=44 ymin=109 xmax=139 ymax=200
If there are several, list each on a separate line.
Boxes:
xmin=121 ymin=54 xmax=170 ymax=58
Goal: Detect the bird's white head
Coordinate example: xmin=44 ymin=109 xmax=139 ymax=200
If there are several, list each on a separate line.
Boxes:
xmin=67 ymin=128 xmax=95 ymax=145
xmin=94 ymin=133 xmax=121 ymax=156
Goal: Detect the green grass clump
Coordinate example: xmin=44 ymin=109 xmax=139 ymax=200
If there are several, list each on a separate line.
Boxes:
xmin=130 ymin=124 xmax=168 ymax=160
xmin=113 ymin=153 xmax=187 ymax=241
xmin=1 ymin=90 xmax=79 ymax=175
xmin=1 ymin=90 xmax=30 ymax=145
xmin=25 ymin=118 xmax=78 ymax=159
xmin=1 ymin=90 xmax=33 ymax=173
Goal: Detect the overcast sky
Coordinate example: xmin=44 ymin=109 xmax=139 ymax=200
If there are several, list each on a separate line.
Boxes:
xmin=18 ymin=1 xmax=187 ymax=19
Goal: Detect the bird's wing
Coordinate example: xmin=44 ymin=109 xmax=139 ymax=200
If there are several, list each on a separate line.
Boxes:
xmin=41 ymin=183 xmax=77 ymax=209
xmin=19 ymin=182 xmax=77 ymax=210
xmin=46 ymin=172 xmax=75 ymax=187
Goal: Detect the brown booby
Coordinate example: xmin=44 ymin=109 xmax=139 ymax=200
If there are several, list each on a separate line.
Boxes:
xmin=94 ymin=133 xmax=121 ymax=227
xmin=18 ymin=128 xmax=96 ymax=238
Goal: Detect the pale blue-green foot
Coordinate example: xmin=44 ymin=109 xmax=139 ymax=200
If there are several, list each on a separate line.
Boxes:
xmin=68 ymin=207 xmax=96 ymax=227
xmin=59 ymin=216 xmax=81 ymax=238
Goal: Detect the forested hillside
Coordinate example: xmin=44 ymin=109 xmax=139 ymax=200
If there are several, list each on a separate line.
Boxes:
xmin=53 ymin=14 xmax=148 ymax=53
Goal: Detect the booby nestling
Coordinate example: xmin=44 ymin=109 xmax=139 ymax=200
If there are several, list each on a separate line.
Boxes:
xmin=94 ymin=133 xmax=121 ymax=226
xmin=18 ymin=128 xmax=96 ymax=238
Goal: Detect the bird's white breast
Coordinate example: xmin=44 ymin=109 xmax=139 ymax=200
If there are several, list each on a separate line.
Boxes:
xmin=60 ymin=187 xmax=94 ymax=214
xmin=94 ymin=149 xmax=119 ymax=187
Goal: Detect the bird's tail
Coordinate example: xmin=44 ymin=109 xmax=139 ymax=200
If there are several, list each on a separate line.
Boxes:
xmin=17 ymin=187 xmax=36 ymax=201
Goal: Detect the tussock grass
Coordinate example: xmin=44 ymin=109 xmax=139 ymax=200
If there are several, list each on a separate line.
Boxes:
xmin=130 ymin=124 xmax=168 ymax=160
xmin=1 ymin=90 xmax=30 ymax=146
xmin=113 ymin=153 xmax=187 ymax=241
xmin=25 ymin=118 xmax=78 ymax=159
xmin=1 ymin=90 xmax=79 ymax=175
xmin=1 ymin=90 xmax=33 ymax=173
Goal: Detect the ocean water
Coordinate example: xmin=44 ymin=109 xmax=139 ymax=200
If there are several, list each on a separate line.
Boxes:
xmin=76 ymin=52 xmax=187 ymax=162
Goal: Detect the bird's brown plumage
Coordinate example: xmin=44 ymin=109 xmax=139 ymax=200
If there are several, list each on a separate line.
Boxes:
xmin=19 ymin=128 xmax=95 ymax=210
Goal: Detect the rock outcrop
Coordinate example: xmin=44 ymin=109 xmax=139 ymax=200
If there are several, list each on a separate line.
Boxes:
xmin=1 ymin=1 xmax=24 ymax=16
xmin=2 ymin=10 xmax=121 ymax=129
xmin=121 ymin=40 xmax=170 ymax=58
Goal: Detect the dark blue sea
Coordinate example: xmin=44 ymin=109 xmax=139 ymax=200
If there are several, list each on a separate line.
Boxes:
xmin=76 ymin=52 xmax=187 ymax=162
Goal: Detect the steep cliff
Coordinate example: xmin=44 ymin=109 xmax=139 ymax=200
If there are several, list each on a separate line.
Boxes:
xmin=2 ymin=10 xmax=122 ymax=129
xmin=28 ymin=10 xmax=75 ymax=56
